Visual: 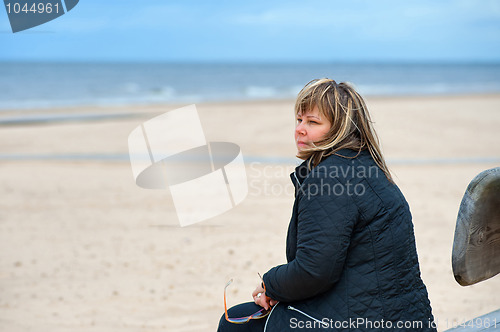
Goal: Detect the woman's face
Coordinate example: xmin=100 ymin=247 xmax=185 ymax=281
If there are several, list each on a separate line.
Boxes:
xmin=295 ymin=106 xmax=332 ymax=152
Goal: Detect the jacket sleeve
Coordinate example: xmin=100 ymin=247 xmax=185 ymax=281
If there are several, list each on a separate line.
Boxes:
xmin=263 ymin=174 xmax=358 ymax=302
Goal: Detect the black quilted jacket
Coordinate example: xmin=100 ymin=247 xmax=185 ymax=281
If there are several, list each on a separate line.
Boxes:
xmin=262 ymin=149 xmax=436 ymax=331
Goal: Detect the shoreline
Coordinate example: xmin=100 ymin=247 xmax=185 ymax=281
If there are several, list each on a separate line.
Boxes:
xmin=1 ymin=91 xmax=500 ymax=116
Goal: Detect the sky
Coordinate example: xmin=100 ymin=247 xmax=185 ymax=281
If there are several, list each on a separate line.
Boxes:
xmin=1 ymin=0 xmax=500 ymax=63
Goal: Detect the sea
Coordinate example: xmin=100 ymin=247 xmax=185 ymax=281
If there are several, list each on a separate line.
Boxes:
xmin=1 ymin=62 xmax=500 ymax=110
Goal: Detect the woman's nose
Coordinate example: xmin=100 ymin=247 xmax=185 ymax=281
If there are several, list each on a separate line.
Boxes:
xmin=296 ymin=123 xmax=306 ymax=135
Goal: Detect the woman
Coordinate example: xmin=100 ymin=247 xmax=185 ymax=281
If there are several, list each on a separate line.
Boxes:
xmin=218 ymin=79 xmax=436 ymax=331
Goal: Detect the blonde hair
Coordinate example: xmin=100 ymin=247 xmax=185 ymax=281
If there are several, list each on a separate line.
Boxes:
xmin=295 ymin=78 xmax=393 ymax=182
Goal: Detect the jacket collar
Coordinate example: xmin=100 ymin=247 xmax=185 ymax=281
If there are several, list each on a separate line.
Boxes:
xmin=289 ymin=148 xmax=358 ymax=188
xmin=290 ymin=159 xmax=310 ymax=188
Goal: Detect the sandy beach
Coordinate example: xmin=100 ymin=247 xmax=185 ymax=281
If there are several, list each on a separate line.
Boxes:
xmin=1 ymin=94 xmax=499 ymax=331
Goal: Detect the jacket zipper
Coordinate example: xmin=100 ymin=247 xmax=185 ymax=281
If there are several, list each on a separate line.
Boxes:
xmin=288 ymin=305 xmax=329 ymax=328
xmin=293 ymin=172 xmax=301 ymax=186
xmin=263 ymin=301 xmax=280 ymax=332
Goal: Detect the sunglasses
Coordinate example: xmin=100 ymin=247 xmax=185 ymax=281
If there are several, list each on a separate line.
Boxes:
xmin=224 ymin=278 xmax=270 ymax=324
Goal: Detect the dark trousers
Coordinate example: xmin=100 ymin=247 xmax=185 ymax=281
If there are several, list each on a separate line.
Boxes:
xmin=217 ymin=302 xmax=267 ymax=332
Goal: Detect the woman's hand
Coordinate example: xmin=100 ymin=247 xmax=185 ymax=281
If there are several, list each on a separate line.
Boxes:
xmin=252 ymin=284 xmax=277 ymax=310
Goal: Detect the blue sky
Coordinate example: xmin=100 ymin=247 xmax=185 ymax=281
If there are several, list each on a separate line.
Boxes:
xmin=1 ymin=0 xmax=500 ymax=62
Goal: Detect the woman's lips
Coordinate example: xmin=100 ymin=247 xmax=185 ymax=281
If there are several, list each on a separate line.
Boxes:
xmin=297 ymin=141 xmax=307 ymax=146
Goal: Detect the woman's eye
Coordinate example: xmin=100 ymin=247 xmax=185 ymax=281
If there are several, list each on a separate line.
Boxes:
xmin=296 ymin=118 xmax=302 ymax=123
xmin=310 ymin=121 xmax=318 ymax=124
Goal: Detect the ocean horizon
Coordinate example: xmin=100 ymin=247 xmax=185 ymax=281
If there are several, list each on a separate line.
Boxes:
xmin=1 ymin=61 xmax=500 ymax=111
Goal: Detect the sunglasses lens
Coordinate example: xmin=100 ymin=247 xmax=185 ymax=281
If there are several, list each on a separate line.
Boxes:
xmin=252 ymin=309 xmax=269 ymax=318
xmin=227 ymin=317 xmax=251 ymax=324
xmin=226 ymin=309 xmax=270 ymax=324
